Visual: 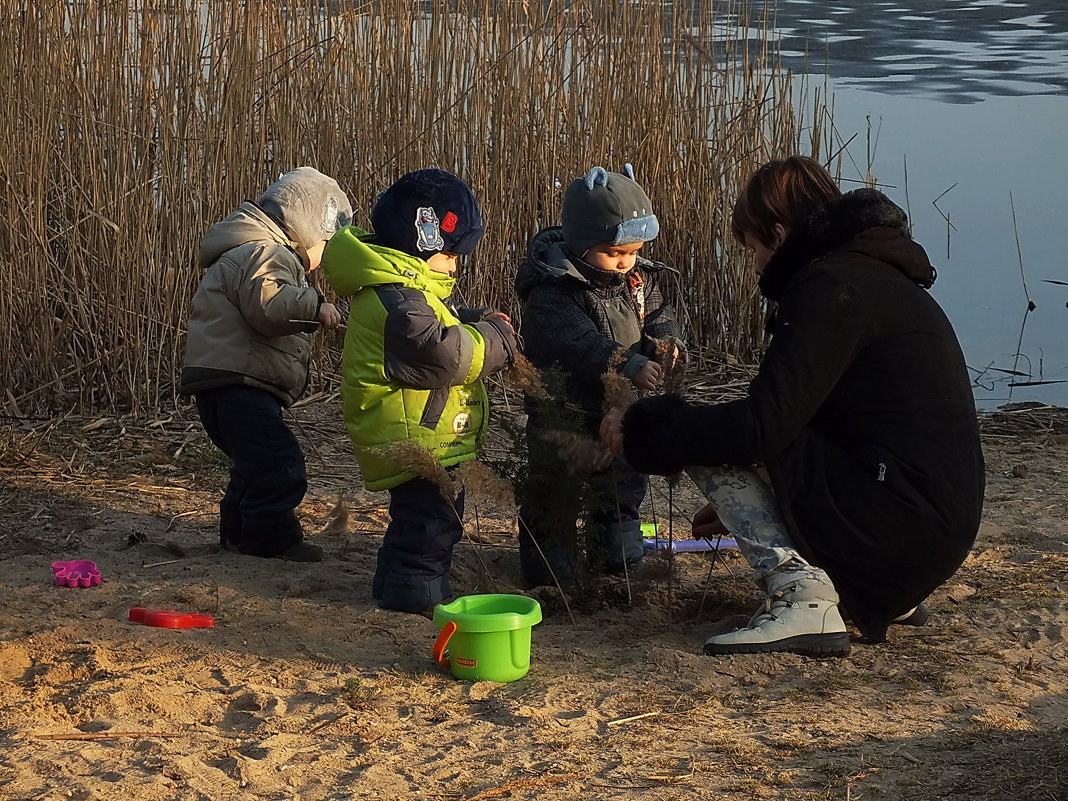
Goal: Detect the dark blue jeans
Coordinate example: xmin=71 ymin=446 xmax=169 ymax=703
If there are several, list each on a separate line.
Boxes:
xmin=373 ymin=475 xmax=465 ymax=612
xmin=195 ymin=386 xmax=307 ymax=555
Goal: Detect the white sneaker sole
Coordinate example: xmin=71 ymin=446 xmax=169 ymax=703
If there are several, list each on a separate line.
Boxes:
xmin=704 ymin=631 xmax=851 ymax=657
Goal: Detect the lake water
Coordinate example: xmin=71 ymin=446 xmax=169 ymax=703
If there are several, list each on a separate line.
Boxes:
xmin=748 ymin=0 xmax=1068 ymax=408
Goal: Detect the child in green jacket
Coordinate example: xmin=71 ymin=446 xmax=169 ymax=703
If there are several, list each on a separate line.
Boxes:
xmin=323 ymin=169 xmax=517 ymax=614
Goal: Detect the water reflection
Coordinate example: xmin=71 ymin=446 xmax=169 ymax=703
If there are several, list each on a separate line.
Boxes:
xmin=755 ymin=0 xmax=1068 ymax=103
xmin=726 ymin=0 xmax=1068 ymax=406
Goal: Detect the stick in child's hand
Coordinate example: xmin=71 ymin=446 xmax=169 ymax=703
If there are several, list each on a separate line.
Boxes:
xmin=289 ymin=319 xmax=347 ymax=329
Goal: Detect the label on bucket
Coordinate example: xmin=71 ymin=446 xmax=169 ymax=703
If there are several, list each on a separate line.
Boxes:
xmin=455 ymin=657 xmax=477 ymax=668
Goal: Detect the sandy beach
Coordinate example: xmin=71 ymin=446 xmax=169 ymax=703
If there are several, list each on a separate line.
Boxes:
xmin=1 ymin=402 xmax=1065 ymax=801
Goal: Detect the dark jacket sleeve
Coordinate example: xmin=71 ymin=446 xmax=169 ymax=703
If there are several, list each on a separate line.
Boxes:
xmin=377 ymin=286 xmax=480 ymax=389
xmin=469 ymin=316 xmax=517 ymax=378
xmin=523 ymin=284 xmax=631 ymax=376
xmin=622 ymin=268 xmax=870 ymax=474
xmin=455 ymin=306 xmax=493 ymax=324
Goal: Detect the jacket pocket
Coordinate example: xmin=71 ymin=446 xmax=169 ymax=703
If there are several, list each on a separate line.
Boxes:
xmin=251 ymin=334 xmax=311 ymax=394
xmin=418 ymin=387 xmax=450 ymax=430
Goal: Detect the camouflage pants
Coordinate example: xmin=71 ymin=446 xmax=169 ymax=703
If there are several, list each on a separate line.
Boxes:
xmin=686 ymin=466 xmax=839 ymax=603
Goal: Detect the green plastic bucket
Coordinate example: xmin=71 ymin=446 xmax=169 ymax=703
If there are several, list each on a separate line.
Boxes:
xmin=432 ymin=594 xmax=542 ymax=682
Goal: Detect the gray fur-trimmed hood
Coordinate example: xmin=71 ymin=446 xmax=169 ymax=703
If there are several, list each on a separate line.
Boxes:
xmin=759 ymin=188 xmax=936 ymax=301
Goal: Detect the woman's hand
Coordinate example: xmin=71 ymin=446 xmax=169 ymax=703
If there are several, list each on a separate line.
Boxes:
xmin=692 ymin=502 xmax=729 ymax=540
xmin=599 ymin=406 xmax=626 ymax=458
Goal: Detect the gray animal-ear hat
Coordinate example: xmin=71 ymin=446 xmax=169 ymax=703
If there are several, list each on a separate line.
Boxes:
xmin=561 ymin=163 xmax=659 ymax=257
xmin=257 ymin=166 xmax=353 ymax=252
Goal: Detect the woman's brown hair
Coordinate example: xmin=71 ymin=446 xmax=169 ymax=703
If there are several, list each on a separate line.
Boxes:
xmin=730 ymin=156 xmax=841 ymax=248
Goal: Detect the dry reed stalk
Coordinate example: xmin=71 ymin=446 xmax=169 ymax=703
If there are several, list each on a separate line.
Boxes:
xmin=453 ymin=459 xmax=513 ymax=509
xmin=540 ymin=429 xmax=613 ymax=473
xmin=503 ymin=352 xmax=546 ymax=400
xmin=0 ymin=0 xmax=830 ymax=414
xmin=33 ymin=731 xmax=184 ymax=741
xmin=377 ymin=441 xmax=457 ymax=502
xmin=602 ymin=369 xmax=639 ymax=412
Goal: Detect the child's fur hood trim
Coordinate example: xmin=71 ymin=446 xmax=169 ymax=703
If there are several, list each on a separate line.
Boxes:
xmin=515 ymin=225 xmax=672 ymax=302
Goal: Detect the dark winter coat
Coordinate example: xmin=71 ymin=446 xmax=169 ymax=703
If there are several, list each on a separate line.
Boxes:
xmin=515 ymin=226 xmax=682 ymax=414
xmin=620 ymin=189 xmax=985 ymax=642
xmin=180 ymin=203 xmax=323 ymax=406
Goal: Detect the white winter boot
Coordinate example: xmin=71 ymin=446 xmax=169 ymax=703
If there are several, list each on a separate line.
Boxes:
xmin=704 ymin=583 xmax=851 ymax=657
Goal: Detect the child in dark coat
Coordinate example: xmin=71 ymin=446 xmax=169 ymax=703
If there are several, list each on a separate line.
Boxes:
xmin=515 ymin=165 xmax=683 ymax=586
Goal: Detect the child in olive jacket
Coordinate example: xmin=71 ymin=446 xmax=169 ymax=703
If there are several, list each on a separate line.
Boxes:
xmin=323 ymin=169 xmax=517 ymax=614
xmin=180 ymin=167 xmax=352 ymax=562
xmin=515 ymin=164 xmax=683 ymax=586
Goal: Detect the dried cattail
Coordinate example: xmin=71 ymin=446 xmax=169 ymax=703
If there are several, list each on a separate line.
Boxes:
xmin=504 ymin=352 xmax=547 ymax=399
xmin=378 ymin=441 xmax=458 ymax=503
xmin=652 ymin=337 xmax=687 ymax=396
xmin=602 ymin=368 xmax=638 ymax=412
xmin=317 ymin=494 xmax=350 ymax=538
xmin=454 ymin=459 xmax=515 ymax=508
xmin=541 ymin=429 xmax=614 ymax=472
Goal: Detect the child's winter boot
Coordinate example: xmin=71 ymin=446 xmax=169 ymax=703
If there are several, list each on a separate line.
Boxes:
xmin=601 ymin=520 xmax=645 ymax=574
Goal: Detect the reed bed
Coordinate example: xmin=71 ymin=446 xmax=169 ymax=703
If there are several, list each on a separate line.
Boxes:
xmin=0 ymin=0 xmax=832 ymax=414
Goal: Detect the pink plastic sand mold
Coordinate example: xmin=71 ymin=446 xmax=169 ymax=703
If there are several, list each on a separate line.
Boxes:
xmin=51 ymin=560 xmax=102 ymax=588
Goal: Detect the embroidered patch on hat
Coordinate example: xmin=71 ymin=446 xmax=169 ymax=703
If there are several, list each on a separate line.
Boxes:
xmin=321 ymin=197 xmax=340 ymax=234
xmin=415 ymin=207 xmax=444 ymax=252
xmin=441 ymin=211 xmax=458 ymax=233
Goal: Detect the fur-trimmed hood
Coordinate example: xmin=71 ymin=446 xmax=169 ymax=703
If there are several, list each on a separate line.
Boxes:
xmin=759 ymin=188 xmax=936 ymax=300
xmin=515 ymin=225 xmax=671 ymax=302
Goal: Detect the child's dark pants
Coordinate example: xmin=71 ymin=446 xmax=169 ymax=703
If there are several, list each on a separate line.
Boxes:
xmin=518 ymin=411 xmax=647 ymax=586
xmin=373 ymin=475 xmax=464 ymax=613
xmin=195 ymin=386 xmax=307 ymax=556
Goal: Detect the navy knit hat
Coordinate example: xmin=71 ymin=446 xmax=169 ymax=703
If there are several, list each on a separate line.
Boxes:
xmin=371 ymin=169 xmax=484 ymax=258
xmin=561 ymin=164 xmax=659 ymax=257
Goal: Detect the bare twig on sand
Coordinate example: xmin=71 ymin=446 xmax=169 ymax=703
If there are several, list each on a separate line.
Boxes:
xmin=606 ymin=711 xmax=660 ymax=727
xmin=142 ymin=559 xmax=179 ymax=569
xmin=34 ymin=731 xmax=185 ymax=741
xmin=463 ymin=773 xmax=584 ymax=801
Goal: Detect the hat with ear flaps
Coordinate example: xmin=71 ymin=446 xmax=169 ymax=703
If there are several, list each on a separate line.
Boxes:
xmin=370 ymin=169 xmax=485 ymax=258
xmin=256 ymin=166 xmax=353 ymax=252
xmin=561 ymin=163 xmax=660 ymax=257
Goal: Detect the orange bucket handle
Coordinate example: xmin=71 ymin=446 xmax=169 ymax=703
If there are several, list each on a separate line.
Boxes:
xmin=432 ymin=620 xmax=457 ymax=668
